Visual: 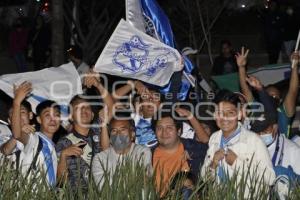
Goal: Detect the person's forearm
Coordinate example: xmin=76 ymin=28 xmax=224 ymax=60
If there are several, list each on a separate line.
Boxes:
xmin=57 ymin=154 xmax=68 ymax=183
xmin=0 ymin=139 xmax=17 ymax=155
xmin=284 ymin=66 xmax=299 ymax=116
xmin=239 ymin=67 xmax=253 ymax=102
xmin=11 ymin=101 xmax=28 ymax=144
xmin=190 ymin=117 xmax=209 ymax=143
xmin=112 ymin=84 xmax=133 ymax=101
xmin=100 ymin=126 xmax=110 ymax=150
xmin=96 ymin=83 xmax=114 ymax=116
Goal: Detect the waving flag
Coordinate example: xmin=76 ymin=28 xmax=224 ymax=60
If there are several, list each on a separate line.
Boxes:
xmin=0 ymin=62 xmax=82 ymax=114
xmin=94 ymin=19 xmax=182 ymax=87
xmin=126 ymin=0 xmax=194 ymax=100
xmin=212 ymin=63 xmax=300 ymax=92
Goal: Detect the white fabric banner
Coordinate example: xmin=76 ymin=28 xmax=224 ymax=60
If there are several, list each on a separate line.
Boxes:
xmin=94 ymin=19 xmax=182 ymax=87
xmin=0 ymin=62 xmax=82 ymax=113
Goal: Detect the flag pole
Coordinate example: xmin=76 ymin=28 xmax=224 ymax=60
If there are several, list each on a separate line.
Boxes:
xmin=292 ymin=29 xmax=300 ymax=68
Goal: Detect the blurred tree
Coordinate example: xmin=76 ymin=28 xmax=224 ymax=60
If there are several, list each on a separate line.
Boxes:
xmin=63 ymin=0 xmax=124 ymax=65
xmin=52 ymin=0 xmax=64 ymax=66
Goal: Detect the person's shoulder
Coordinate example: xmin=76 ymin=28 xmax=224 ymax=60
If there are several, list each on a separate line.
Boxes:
xmin=209 ymin=130 xmax=222 ymax=141
xmin=240 ymin=127 xmax=260 ymax=140
xmin=94 ymin=148 xmax=111 ymax=160
xmin=133 ymin=144 xmax=151 ymax=154
xmin=58 ymin=133 xmax=74 ymax=142
xmin=55 ymin=135 xmax=73 ymax=151
xmin=240 ymin=127 xmax=267 ymax=148
xmin=283 ymin=136 xmax=300 ymax=151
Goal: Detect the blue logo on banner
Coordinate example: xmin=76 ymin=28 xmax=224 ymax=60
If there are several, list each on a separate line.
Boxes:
xmin=113 ymin=35 xmax=178 ymax=77
xmin=113 ymin=35 xmax=150 ymax=73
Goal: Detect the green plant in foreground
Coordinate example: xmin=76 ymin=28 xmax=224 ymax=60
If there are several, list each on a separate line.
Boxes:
xmin=0 ymin=158 xmax=299 ymax=200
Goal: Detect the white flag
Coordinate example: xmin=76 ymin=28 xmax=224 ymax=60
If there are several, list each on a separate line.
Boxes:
xmin=126 ymin=0 xmax=146 ymax=33
xmin=0 ymin=62 xmax=82 ymax=113
xmin=248 ymin=64 xmax=300 ymax=86
xmin=94 ymin=19 xmax=182 ymax=87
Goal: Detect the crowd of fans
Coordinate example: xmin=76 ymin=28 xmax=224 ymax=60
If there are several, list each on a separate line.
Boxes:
xmin=1 ymin=15 xmax=300 ymax=198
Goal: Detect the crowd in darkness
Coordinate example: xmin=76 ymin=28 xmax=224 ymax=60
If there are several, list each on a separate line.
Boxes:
xmin=0 ymin=1 xmax=300 ymax=199
xmin=0 ymin=45 xmax=299 ymax=199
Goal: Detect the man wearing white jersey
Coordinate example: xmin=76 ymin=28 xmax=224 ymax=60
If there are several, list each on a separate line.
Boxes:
xmin=12 ymin=82 xmax=60 ymax=186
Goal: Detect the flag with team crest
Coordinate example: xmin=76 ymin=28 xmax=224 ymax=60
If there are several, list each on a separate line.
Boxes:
xmin=94 ymin=19 xmax=182 ymax=87
xmin=126 ymin=0 xmax=194 ymax=100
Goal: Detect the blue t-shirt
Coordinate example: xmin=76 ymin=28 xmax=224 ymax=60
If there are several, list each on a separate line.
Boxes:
xmin=134 ymin=115 xmax=158 ymax=148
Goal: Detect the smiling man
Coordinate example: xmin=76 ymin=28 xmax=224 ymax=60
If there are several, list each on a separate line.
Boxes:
xmin=201 ymin=90 xmax=275 ymax=197
xmin=152 ymin=108 xmax=208 ymax=198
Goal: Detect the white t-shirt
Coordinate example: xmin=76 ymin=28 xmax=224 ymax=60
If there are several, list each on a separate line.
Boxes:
xmin=92 ymin=143 xmax=152 ymax=189
xmin=21 ymin=132 xmax=57 ymax=186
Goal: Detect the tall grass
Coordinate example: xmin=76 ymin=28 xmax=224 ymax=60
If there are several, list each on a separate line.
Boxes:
xmin=0 ymin=158 xmax=299 ymax=200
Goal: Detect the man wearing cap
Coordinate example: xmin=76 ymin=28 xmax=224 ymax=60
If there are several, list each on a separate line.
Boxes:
xmin=246 ymin=75 xmax=300 ymax=180
xmin=247 ymin=76 xmax=300 ymax=198
xmin=250 ymin=87 xmax=300 ymax=182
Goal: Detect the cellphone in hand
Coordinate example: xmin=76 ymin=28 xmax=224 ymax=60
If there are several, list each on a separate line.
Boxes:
xmin=78 ymin=142 xmax=87 ymax=149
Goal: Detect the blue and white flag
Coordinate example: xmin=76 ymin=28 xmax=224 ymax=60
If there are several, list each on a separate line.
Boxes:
xmin=94 ymin=19 xmax=182 ymax=87
xmin=126 ymin=0 xmax=194 ymax=100
xmin=0 ymin=62 xmax=82 ymax=114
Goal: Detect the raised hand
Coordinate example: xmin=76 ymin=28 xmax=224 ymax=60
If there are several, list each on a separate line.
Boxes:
xmin=236 ymin=47 xmax=250 ymax=68
xmin=245 ymin=75 xmax=263 ymax=91
xmin=13 ymin=81 xmax=32 ymax=104
xmin=99 ymin=107 xmax=113 ymax=126
xmin=83 ymin=71 xmax=101 ymax=88
xmin=21 ymin=124 xmax=36 ymax=135
xmin=175 ymin=107 xmax=193 ymax=120
xmin=134 ymin=80 xmax=149 ymax=95
xmin=61 ymin=142 xmax=86 ymax=157
xmin=291 ymin=51 xmax=300 ymax=68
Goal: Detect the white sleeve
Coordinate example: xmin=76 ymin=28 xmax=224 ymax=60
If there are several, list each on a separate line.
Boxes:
xmin=92 ymin=153 xmax=106 ymax=190
xmin=23 ymin=133 xmax=39 ymax=154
